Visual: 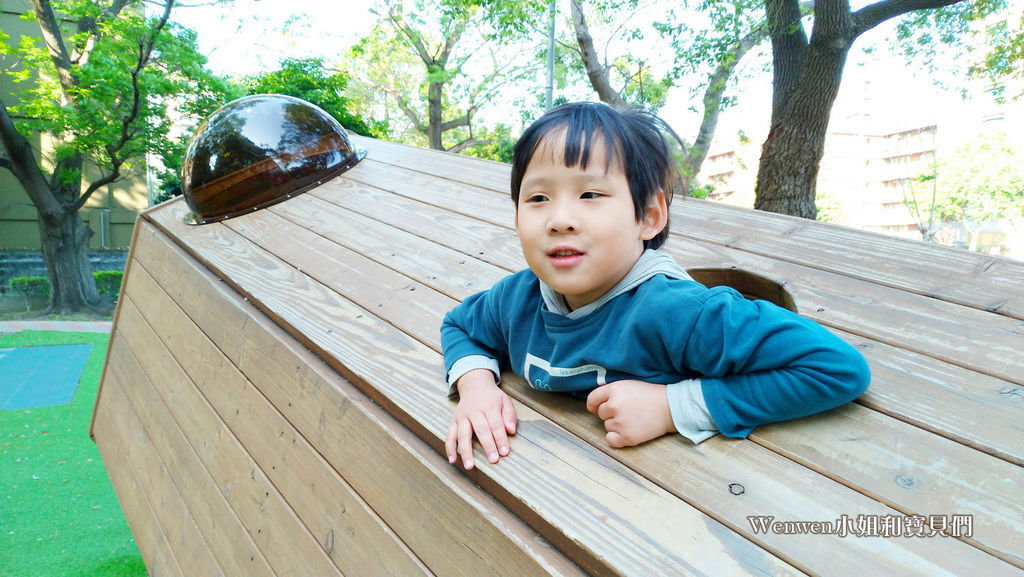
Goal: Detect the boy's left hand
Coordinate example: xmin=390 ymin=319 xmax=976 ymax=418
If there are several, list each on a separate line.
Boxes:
xmin=586 ymin=380 xmax=676 ymax=448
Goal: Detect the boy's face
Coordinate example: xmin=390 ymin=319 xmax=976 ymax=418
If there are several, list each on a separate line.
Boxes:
xmin=515 ymin=131 xmax=666 ymax=311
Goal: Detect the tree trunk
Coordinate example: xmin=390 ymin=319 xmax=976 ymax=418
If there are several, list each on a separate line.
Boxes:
xmin=685 ymin=26 xmax=768 ymax=188
xmin=427 ymin=81 xmax=444 ymax=150
xmin=38 ymin=207 xmax=103 ymax=315
xmin=753 ymin=0 xmax=965 ymax=218
xmin=38 ymin=153 xmax=107 ymax=314
xmin=754 ymin=0 xmax=851 ymax=219
xmin=571 ymin=0 xmax=627 ymax=109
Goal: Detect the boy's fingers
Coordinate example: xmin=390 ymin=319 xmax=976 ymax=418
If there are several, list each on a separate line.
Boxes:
xmin=457 ymin=420 xmax=475 ymax=470
xmin=470 ymin=413 xmax=500 ymax=464
xmin=586 ymin=386 xmax=609 ymax=414
xmin=501 ymin=395 xmax=518 ymax=435
xmin=445 ymin=420 xmax=459 ymax=464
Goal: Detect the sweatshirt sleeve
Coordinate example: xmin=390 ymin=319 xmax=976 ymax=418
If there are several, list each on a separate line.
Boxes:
xmin=440 ymin=283 xmax=510 ymax=393
xmin=675 ymin=286 xmax=870 ymax=438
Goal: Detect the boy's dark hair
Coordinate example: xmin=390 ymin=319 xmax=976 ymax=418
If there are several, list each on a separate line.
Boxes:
xmin=510 ymin=101 xmax=680 ymax=250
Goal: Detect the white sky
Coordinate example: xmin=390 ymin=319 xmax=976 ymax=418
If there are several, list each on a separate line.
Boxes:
xmin=168 ymin=0 xmax=379 ymax=77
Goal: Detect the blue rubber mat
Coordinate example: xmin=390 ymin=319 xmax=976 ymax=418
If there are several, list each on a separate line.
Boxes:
xmin=0 ymin=344 xmax=93 ymax=410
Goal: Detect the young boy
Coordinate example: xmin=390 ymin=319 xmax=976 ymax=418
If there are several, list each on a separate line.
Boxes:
xmin=441 ymin=101 xmax=870 ymax=470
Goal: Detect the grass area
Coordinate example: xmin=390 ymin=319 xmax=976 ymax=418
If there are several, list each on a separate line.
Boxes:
xmin=0 ymin=330 xmax=145 ymax=577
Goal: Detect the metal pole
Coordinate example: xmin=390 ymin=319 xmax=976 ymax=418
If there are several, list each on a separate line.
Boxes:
xmin=545 ymin=0 xmax=556 ymax=110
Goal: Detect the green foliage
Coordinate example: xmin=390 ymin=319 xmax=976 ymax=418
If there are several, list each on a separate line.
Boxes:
xmin=458 ymin=123 xmax=517 ymax=162
xmin=9 ymin=276 xmax=50 ymax=298
xmin=93 ymin=270 xmax=124 ymax=301
xmin=893 ymin=0 xmax=1006 ymax=89
xmin=815 ymin=189 xmax=844 ymax=224
xmin=7 ymin=271 xmax=122 ymax=302
xmin=2 ymin=1 xmax=238 ymax=197
xmin=931 ymin=132 xmax=1024 ymax=223
xmin=242 ymin=57 xmax=387 ymax=138
xmin=346 ymin=0 xmax=541 ymax=151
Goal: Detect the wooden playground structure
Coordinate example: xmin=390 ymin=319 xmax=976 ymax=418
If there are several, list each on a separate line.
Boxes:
xmin=91 ymin=134 xmax=1023 ymax=576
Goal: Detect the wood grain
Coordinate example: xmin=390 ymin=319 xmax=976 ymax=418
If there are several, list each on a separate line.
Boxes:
xmin=113 ymin=296 xmax=344 ymax=576
xmin=121 ymin=262 xmax=434 ymax=577
xmin=141 ymin=208 xmax=801 ymax=577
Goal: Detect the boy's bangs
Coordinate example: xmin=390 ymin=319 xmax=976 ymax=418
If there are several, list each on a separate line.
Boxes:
xmin=534 ymin=112 xmax=623 ymax=173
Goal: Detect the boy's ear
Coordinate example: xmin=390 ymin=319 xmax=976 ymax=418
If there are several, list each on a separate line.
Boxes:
xmin=639 ymin=190 xmax=668 ymax=241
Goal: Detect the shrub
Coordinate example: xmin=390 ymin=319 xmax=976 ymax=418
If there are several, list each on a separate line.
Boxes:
xmin=9 ymin=276 xmax=50 ymax=298
xmin=93 ymin=270 xmax=123 ymax=302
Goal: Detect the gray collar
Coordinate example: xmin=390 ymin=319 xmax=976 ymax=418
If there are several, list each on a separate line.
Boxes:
xmin=540 ymin=249 xmax=691 ymax=319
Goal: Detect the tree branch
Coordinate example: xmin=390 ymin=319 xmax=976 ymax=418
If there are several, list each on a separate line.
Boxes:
xmin=446 ymin=137 xmax=488 ymax=154
xmin=385 ymin=5 xmax=435 ymax=66
xmin=71 ymin=0 xmax=132 ymax=68
xmin=31 ymin=0 xmax=76 ymax=91
xmin=571 ymin=0 xmax=626 ymax=108
xmin=852 ymin=0 xmax=963 ymax=37
xmin=75 ymin=0 xmax=176 ymax=211
xmin=0 ymin=94 xmax=62 ymax=217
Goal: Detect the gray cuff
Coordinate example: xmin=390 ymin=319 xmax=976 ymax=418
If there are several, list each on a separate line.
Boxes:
xmin=447 ymin=355 xmax=501 ymax=397
xmin=666 ymin=379 xmax=718 ymax=444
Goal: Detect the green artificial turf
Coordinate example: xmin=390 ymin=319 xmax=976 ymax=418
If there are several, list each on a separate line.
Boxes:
xmin=0 ymin=331 xmax=145 ymax=577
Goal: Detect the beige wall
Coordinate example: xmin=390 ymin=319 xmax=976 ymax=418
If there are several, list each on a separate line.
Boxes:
xmin=1 ymin=0 xmax=147 ymax=251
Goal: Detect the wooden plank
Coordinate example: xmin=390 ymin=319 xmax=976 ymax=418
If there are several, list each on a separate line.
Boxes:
xmin=754 ymin=403 xmax=1023 ymax=567
xmin=142 ymin=205 xmax=803 ymax=577
xmin=122 ymin=261 xmax=434 ymax=577
xmin=90 ymin=215 xmax=143 ymax=441
xmin=271 ymin=190 xmax=1024 ymax=563
xmin=351 ymin=135 xmax=1024 ymax=321
xmin=351 ymin=133 xmax=511 ymax=193
xmin=833 ymin=328 xmax=1023 ymax=466
xmin=344 ymin=158 xmax=515 ymax=229
xmin=155 ymin=193 xmax=1024 ymax=569
xmin=92 ymin=398 xmax=188 ymax=577
xmin=670 ymin=198 xmax=1024 ymax=320
xmin=223 ymin=207 xmax=455 ymax=349
xmin=302 ymin=182 xmax=523 ymax=279
xmin=283 ymin=179 xmax=1024 ymax=463
xmin=94 ymin=381 xmax=221 ymax=577
xmin=503 ymin=374 xmax=1021 ymax=574
xmin=128 ymin=221 xmax=585 ymax=577
xmin=103 ymin=337 xmax=275 ymax=577
xmin=113 ymin=295 xmax=343 ymax=577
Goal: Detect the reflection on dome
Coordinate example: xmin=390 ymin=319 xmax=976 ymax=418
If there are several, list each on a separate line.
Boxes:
xmin=181 ymin=94 xmax=365 ymax=225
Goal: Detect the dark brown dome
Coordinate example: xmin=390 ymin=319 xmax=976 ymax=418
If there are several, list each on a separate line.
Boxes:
xmin=181 ymin=94 xmax=365 ymax=225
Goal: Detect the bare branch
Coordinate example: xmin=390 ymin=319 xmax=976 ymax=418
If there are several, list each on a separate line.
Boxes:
xmin=852 ymin=0 xmax=962 ymax=37
xmin=446 ymin=137 xmax=488 ymax=154
xmin=571 ymin=0 xmax=626 ymax=108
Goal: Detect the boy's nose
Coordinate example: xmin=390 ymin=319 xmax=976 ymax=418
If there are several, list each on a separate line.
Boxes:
xmin=548 ymin=202 xmax=578 ymax=233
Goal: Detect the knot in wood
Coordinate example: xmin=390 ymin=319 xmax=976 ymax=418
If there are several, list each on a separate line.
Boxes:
xmin=895 ymin=475 xmax=916 ymax=489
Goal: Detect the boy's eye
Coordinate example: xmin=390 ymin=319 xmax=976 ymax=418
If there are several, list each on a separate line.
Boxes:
xmin=580 ymin=191 xmax=603 ymax=199
xmin=525 ymin=193 xmax=548 ymax=203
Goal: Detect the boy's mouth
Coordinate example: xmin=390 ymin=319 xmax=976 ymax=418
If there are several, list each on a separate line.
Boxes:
xmin=548 ymin=247 xmax=585 ymax=267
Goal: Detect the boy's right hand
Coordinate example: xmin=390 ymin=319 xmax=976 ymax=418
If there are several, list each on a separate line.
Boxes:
xmin=446 ymin=369 xmax=517 ymax=470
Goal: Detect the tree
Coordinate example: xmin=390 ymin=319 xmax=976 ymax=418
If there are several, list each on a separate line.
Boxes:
xmin=918 ymin=132 xmax=1024 ymax=251
xmin=242 ymin=57 xmax=386 ymax=138
xmin=753 ymin=0 xmax=1000 ymax=219
xmin=561 ymin=0 xmax=770 ymax=192
xmin=657 ymin=0 xmax=770 ymax=188
xmin=346 ymin=0 xmax=545 ymax=153
xmin=0 ymin=0 xmax=229 ymax=314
